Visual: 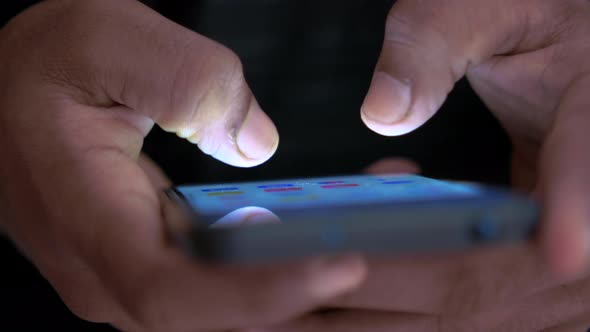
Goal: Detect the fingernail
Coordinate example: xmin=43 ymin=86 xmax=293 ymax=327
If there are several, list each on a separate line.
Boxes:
xmin=361 ymin=71 xmax=411 ymax=125
xmin=236 ymin=100 xmax=279 ymax=161
xmin=309 ymin=255 xmax=367 ymax=298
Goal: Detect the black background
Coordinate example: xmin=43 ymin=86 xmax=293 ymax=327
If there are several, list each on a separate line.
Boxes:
xmin=1 ymin=1 xmax=509 ymax=330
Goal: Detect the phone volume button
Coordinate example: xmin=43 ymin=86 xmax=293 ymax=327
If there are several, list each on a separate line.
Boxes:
xmin=470 ymin=215 xmax=500 ymax=242
xmin=320 ymin=225 xmax=347 ymax=248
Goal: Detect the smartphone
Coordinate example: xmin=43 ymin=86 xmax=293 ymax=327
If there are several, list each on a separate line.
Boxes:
xmin=163 ymin=174 xmax=538 ymax=264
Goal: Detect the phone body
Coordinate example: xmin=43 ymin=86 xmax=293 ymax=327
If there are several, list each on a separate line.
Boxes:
xmin=164 ymin=174 xmax=538 ymax=264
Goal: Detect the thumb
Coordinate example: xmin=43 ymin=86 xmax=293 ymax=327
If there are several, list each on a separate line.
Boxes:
xmin=361 ymin=0 xmax=555 ymax=136
xmin=39 ymin=0 xmax=278 ymax=167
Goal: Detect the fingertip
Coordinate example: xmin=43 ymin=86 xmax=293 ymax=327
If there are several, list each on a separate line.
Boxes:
xmin=361 ymin=111 xmax=416 ymax=137
xmin=361 ymin=72 xmax=421 ymax=136
xmin=235 ymin=100 xmax=279 ymax=165
xmin=543 ymin=215 xmax=590 ymax=279
xmin=194 ymin=100 xmax=279 ymax=168
xmin=307 ymin=254 xmax=367 ymax=299
xmin=362 ymin=72 xmax=411 ymax=122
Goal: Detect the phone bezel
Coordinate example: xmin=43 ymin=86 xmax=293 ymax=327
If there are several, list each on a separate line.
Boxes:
xmin=164 ymin=177 xmax=539 ymax=264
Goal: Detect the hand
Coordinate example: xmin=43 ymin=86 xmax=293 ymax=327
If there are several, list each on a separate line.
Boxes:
xmin=0 ymin=0 xmax=367 ymax=330
xmin=254 ymin=160 xmax=590 ymax=332
xmin=360 ymin=0 xmax=590 ymax=277
xmin=256 ymin=247 xmax=590 ymax=332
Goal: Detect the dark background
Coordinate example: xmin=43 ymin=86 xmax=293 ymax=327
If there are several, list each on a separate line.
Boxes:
xmin=1 ymin=0 xmax=510 ymax=330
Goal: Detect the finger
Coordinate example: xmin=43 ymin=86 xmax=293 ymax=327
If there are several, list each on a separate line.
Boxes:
xmin=97 ymin=223 xmax=367 ymax=331
xmin=26 ymin=131 xmax=367 ymax=331
xmin=540 ymin=75 xmax=590 ymax=277
xmin=271 ymin=275 xmax=590 ymax=332
xmin=110 ymin=255 xmax=367 ymax=331
xmin=364 ymin=158 xmax=420 ymax=175
xmin=328 ymin=244 xmax=556 ymax=316
xmin=542 ymin=319 xmax=590 ymax=332
xmin=256 ymin=310 xmax=436 ymax=332
xmin=476 ymin=274 xmax=590 ymax=332
xmin=2 ymin=1 xmax=357 ymax=330
xmin=361 ymin=0 xmax=564 ymax=136
xmin=38 ymin=0 xmax=278 ymax=167
xmin=5 ymin=102 xmax=366 ymax=331
xmin=65 ymin=139 xmax=366 ymax=331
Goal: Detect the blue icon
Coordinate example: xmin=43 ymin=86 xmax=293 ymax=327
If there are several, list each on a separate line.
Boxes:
xmin=201 ymin=187 xmax=240 ymax=193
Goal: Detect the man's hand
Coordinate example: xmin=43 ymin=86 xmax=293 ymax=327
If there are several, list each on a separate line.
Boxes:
xmin=252 ymin=161 xmax=590 ymax=332
xmin=0 ymin=0 xmax=367 ymax=330
xmin=254 ymin=246 xmax=590 ymax=331
xmin=246 ymin=1 xmax=590 ymax=330
xmin=360 ymin=0 xmax=590 ymax=277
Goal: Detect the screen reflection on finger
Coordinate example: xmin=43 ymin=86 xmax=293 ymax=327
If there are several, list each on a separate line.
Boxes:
xmin=211 ymin=206 xmax=281 ymax=228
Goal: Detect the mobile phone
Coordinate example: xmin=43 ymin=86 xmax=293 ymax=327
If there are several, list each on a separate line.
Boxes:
xmin=163 ymin=174 xmax=538 ymax=264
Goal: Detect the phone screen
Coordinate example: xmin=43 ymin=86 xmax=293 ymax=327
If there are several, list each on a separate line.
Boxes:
xmin=175 ymin=174 xmax=484 ymax=226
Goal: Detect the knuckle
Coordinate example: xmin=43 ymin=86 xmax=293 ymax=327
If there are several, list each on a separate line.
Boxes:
xmin=208 ymin=48 xmax=252 ymax=119
xmin=9 ymin=0 xmax=111 ymax=99
xmin=65 ymin=0 xmax=124 ymax=18
xmin=441 ymin=261 xmax=515 ymax=317
xmin=51 ymin=274 xmax=115 ymax=323
xmin=194 ymin=44 xmax=247 ymax=102
xmin=221 ymin=48 xmax=245 ymax=77
xmin=436 ymin=315 xmax=479 ymax=332
xmin=63 ymin=0 xmax=94 ymax=14
xmin=193 ymin=130 xmax=226 ymax=157
xmin=123 ymin=289 xmax=176 ymax=331
xmin=165 ymin=43 xmax=251 ymax=135
xmin=63 ymin=293 xmax=107 ymax=323
xmin=384 ymin=11 xmax=422 ymax=49
xmin=544 ymin=0 xmax=582 ymax=40
xmin=207 ymin=46 xmax=250 ymax=108
xmin=210 ymin=46 xmax=245 ymax=83
xmin=212 ymin=50 xmax=252 ymax=134
xmin=238 ymin=291 xmax=279 ymax=325
xmin=385 ymin=5 xmax=449 ymax=52
xmin=441 ymin=263 xmax=486 ymax=315
xmin=58 ymin=0 xmax=109 ymax=31
xmin=234 ymin=274 xmax=293 ymax=325
xmin=383 ymin=5 xmax=461 ymax=92
xmin=125 ymin=302 xmax=155 ymax=330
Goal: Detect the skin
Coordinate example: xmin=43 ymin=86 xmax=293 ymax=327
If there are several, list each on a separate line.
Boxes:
xmin=0 ymin=1 xmax=367 ymax=331
xmin=360 ymin=0 xmax=590 ymax=276
xmin=1 ymin=0 xmax=590 ymax=331
xmin=255 ymin=0 xmax=590 ymax=330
